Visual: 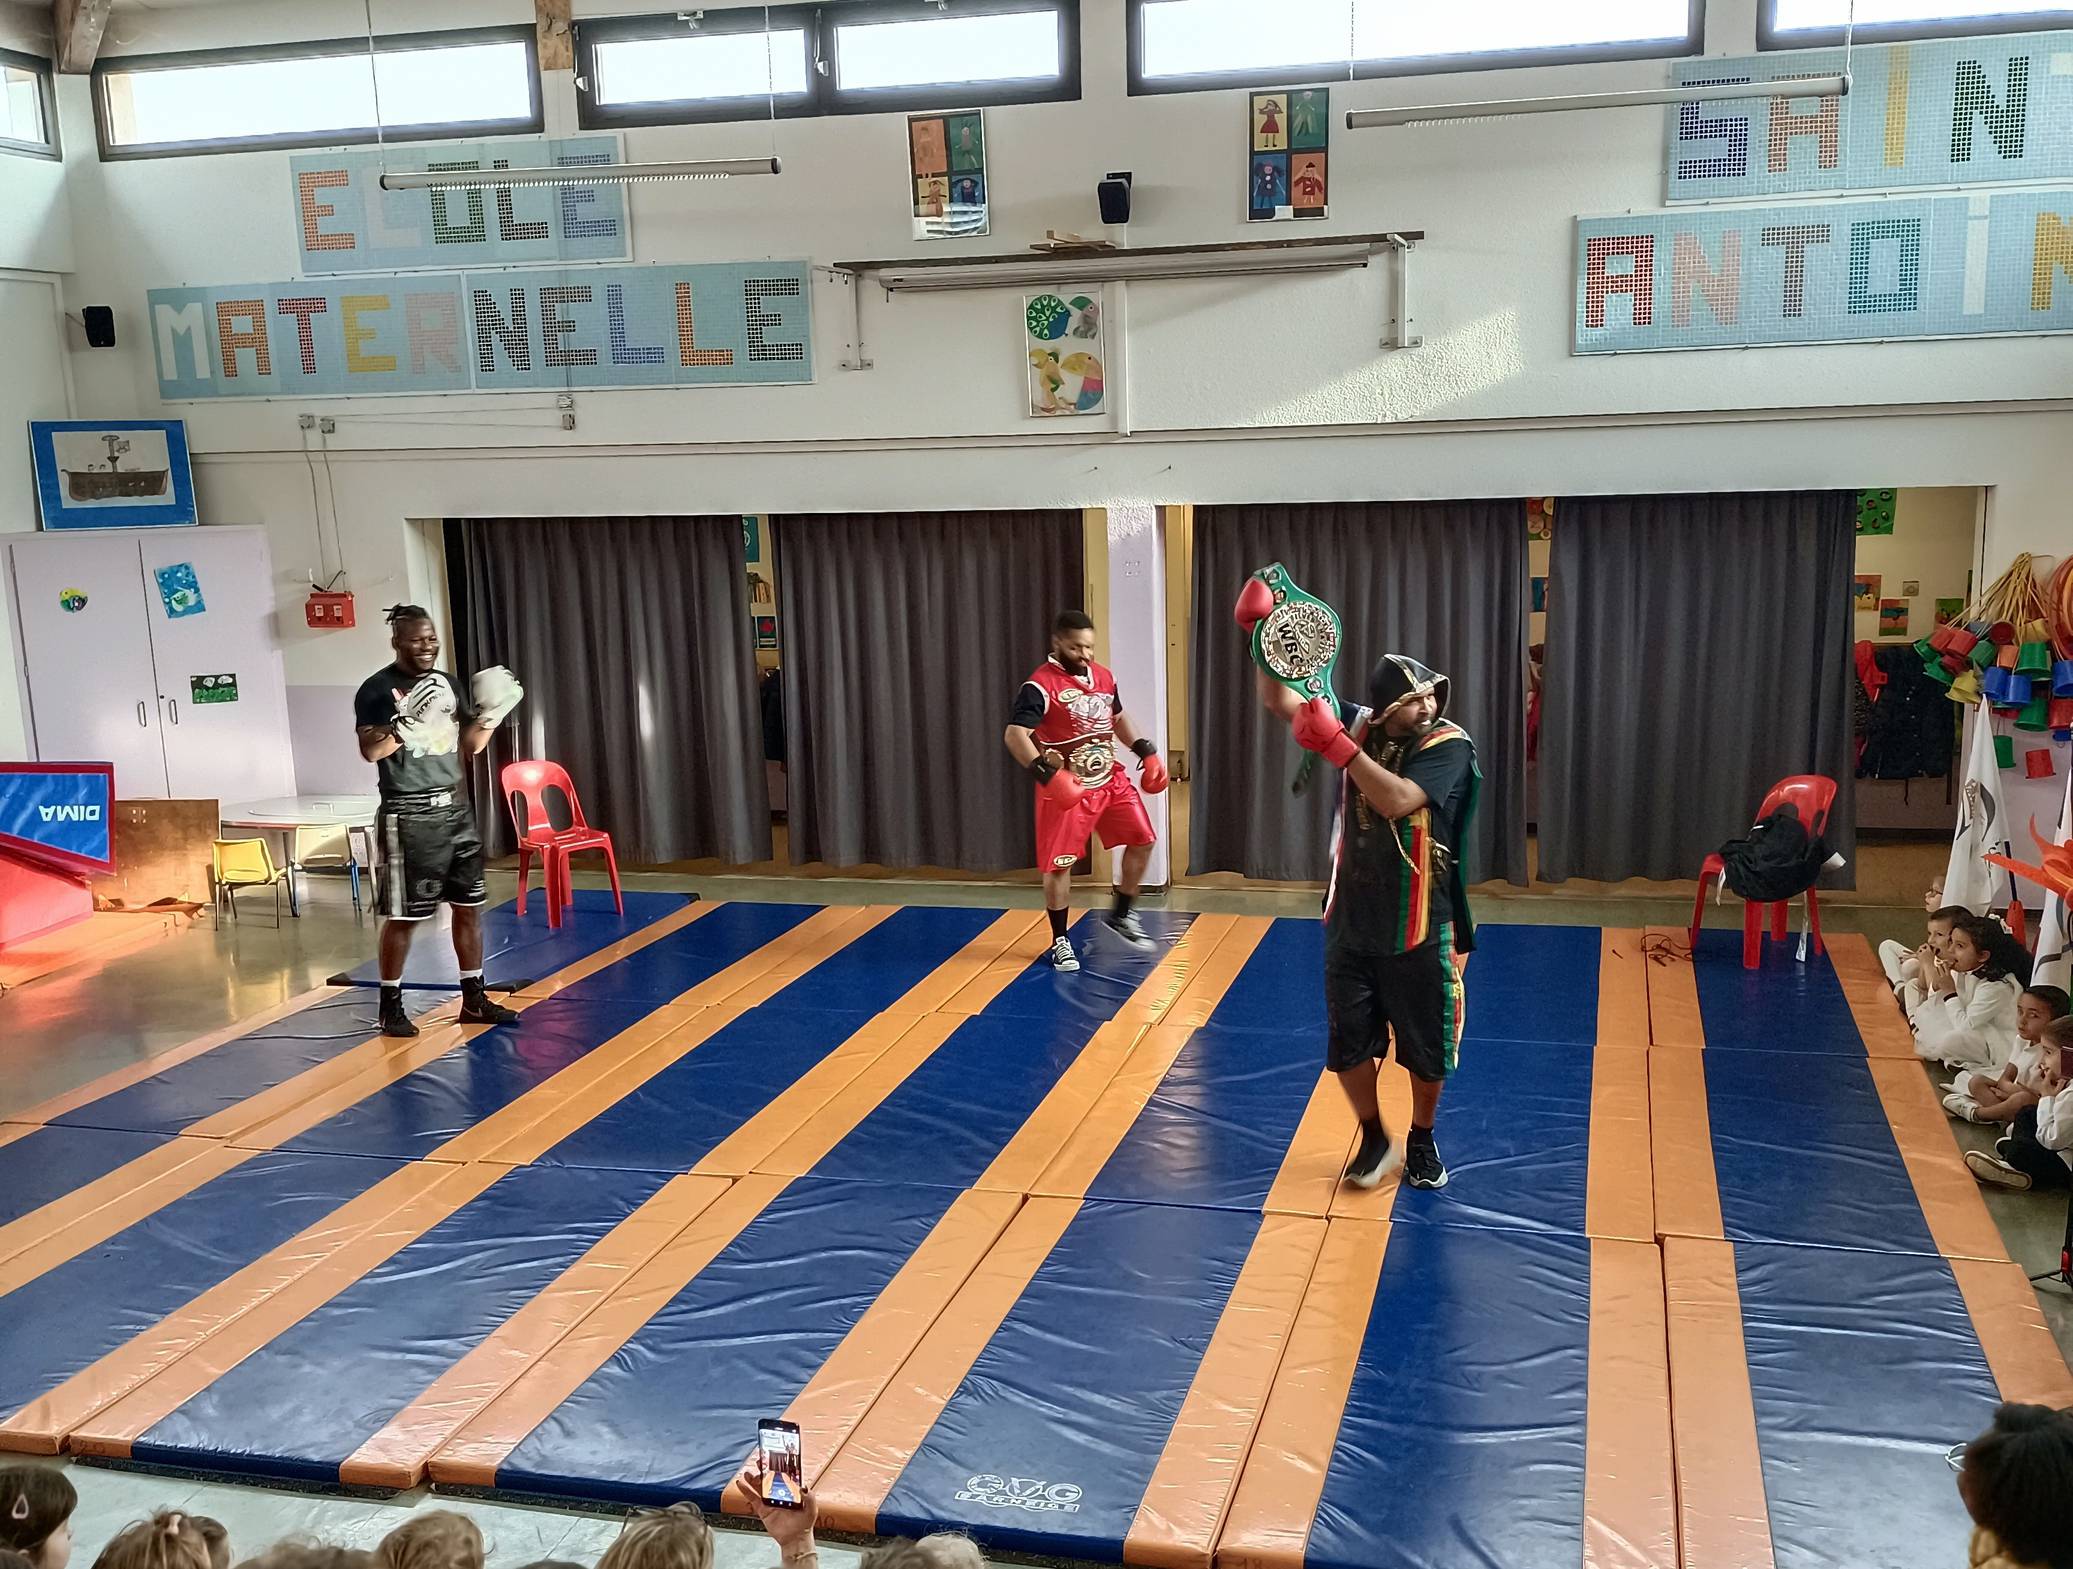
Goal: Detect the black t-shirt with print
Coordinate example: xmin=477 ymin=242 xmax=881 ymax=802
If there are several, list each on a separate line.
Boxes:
xmin=353 ymin=665 xmax=474 ymax=799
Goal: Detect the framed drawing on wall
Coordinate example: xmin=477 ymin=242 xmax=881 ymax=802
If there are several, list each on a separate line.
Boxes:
xmin=30 ymin=419 xmax=198 ymax=530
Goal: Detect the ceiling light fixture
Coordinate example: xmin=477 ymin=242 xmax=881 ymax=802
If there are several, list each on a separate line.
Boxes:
xmin=1347 ymin=73 xmax=1849 ymax=130
xmin=378 ymin=156 xmax=782 ymax=190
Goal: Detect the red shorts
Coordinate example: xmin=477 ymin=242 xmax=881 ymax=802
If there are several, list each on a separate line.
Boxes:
xmin=1035 ymin=770 xmax=1156 ymax=871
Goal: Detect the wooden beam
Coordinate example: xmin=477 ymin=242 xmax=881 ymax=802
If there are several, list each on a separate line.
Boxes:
xmin=535 ymin=0 xmax=573 ymax=73
xmin=51 ymin=0 xmax=112 ymax=74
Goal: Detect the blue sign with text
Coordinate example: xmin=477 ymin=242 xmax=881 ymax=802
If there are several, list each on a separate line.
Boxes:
xmin=0 ymin=768 xmax=113 ymax=870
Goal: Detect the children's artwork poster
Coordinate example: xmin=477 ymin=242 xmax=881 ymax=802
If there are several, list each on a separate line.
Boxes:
xmin=909 ymin=110 xmax=988 ymax=240
xmin=1250 ymin=88 xmax=1327 ymax=221
xmin=1853 ymin=573 xmax=1882 ymax=609
xmin=1025 ymin=289 xmax=1105 ymax=418
xmin=189 ymin=673 xmax=239 ymax=704
xmin=1879 ymin=598 xmax=1909 ymax=636
xmin=1525 ymin=496 xmax=1555 ymax=539
xmin=154 ymin=561 xmax=205 ymax=620
xmin=58 ymin=587 xmax=87 ymax=614
xmin=1936 ymin=597 xmax=1967 ymax=626
xmin=1855 ymin=489 xmax=1897 ymax=535
xmin=29 ymin=420 xmax=198 ymax=530
xmin=754 ymin=614 xmax=779 ymax=650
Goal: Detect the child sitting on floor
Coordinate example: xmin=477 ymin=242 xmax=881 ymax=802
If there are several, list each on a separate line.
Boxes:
xmin=1946 ymin=985 xmax=2071 ymax=1122
xmin=91 ymin=1514 xmax=212 ymax=1569
xmin=0 ymin=1469 xmax=74 ymax=1569
xmin=374 ymin=1516 xmax=480 ymax=1569
xmin=1883 ymin=904 xmax=1970 ymax=1014
xmin=1968 ymin=1015 xmax=2073 ymax=1192
xmin=1911 ymin=916 xmax=2025 ymax=1073
xmin=1954 ymin=1401 xmax=2073 ymax=1568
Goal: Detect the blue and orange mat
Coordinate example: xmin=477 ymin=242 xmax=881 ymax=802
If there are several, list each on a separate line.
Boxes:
xmin=1 ymin=901 xmax=2067 ymax=1569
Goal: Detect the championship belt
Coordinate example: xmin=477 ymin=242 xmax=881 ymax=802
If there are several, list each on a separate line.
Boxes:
xmin=1066 ymin=742 xmax=1115 ymax=786
xmin=1242 ymin=563 xmax=1345 ymax=794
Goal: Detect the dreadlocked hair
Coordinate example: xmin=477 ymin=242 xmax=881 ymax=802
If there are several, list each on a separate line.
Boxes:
xmin=384 ymin=605 xmax=432 ymax=628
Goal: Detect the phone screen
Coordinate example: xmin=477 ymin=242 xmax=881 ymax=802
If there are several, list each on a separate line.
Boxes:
xmin=758 ymin=1419 xmax=803 ymax=1509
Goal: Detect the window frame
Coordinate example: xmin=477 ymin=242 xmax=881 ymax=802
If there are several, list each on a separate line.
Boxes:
xmin=90 ymin=24 xmax=544 ymax=162
xmin=0 ymin=47 xmax=60 ymax=162
xmin=575 ymin=0 xmax=1081 ymax=130
xmin=1124 ymin=0 xmax=1704 ymax=95
xmin=1757 ymin=0 xmax=2073 ymax=48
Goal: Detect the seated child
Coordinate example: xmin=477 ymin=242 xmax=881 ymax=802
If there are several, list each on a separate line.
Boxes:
xmin=0 ymin=1469 xmax=74 ymax=1569
xmin=1953 ymin=1401 xmax=2073 ymax=1569
xmin=374 ymin=1516 xmax=481 ymax=1569
xmin=1967 ymin=1014 xmax=2073 ymax=1191
xmin=91 ymin=1514 xmax=212 ymax=1569
xmin=1947 ymin=985 xmax=2071 ymax=1122
xmin=1882 ymin=904 xmax=1969 ymax=1014
xmin=1911 ymin=915 xmax=2024 ymax=1072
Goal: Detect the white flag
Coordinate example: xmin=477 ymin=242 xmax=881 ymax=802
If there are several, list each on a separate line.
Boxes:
xmin=1945 ymin=707 xmax=2016 ymax=916
xmin=2034 ymin=766 xmax=2073 ymax=993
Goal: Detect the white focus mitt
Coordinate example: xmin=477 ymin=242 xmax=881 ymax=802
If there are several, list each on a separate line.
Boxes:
xmin=472 ymin=665 xmax=524 ymax=728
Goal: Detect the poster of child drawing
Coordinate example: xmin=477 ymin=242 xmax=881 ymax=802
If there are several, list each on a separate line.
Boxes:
xmin=1025 ymin=290 xmax=1105 ymax=417
xmin=1250 ymin=87 xmax=1327 ymax=220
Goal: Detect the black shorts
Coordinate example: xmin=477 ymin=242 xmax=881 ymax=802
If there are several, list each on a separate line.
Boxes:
xmin=1324 ymin=922 xmax=1463 ymax=1081
xmin=376 ymin=799 xmax=486 ymax=922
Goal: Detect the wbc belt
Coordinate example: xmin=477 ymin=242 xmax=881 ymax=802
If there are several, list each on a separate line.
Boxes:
xmin=1243 ymin=562 xmax=1345 ymax=795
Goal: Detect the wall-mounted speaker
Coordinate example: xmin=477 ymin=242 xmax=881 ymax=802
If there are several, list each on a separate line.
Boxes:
xmin=81 ymin=306 xmax=116 ymax=348
xmin=1098 ymin=170 xmax=1133 ymax=227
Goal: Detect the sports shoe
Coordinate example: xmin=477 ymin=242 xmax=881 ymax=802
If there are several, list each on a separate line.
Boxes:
xmin=1104 ymin=911 xmax=1156 ymax=951
xmin=378 ymin=991 xmax=419 ymax=1039
xmin=1966 ymin=1149 xmax=2033 ymax=1190
xmin=1342 ymin=1122 xmax=1402 ymax=1190
xmin=459 ymin=985 xmax=521 ymax=1027
xmin=1048 ymin=936 xmax=1081 ymax=973
xmin=1943 ymin=1093 xmax=1980 ymax=1122
xmin=1404 ymin=1131 xmax=1449 ymax=1190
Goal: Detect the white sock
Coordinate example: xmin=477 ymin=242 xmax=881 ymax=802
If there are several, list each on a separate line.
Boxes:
xmin=459 ymin=968 xmax=483 ymax=984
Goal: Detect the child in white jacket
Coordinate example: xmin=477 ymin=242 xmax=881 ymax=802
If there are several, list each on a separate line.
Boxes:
xmin=1968 ymin=1015 xmax=2073 ymax=1192
xmin=1882 ymin=904 xmax=1966 ymax=1015
xmin=1946 ymin=986 xmax=2070 ymax=1121
xmin=1911 ymin=916 xmax=2025 ymax=1073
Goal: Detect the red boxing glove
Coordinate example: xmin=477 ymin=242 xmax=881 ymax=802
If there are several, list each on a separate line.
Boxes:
xmin=1234 ymin=578 xmax=1274 ymax=633
xmin=1292 ymin=697 xmax=1360 ymax=769
xmin=1038 ymin=766 xmax=1085 ymax=807
xmin=1139 ymin=752 xmax=1169 ymax=795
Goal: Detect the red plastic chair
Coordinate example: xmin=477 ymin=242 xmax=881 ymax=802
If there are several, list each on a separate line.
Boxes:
xmin=1689 ymin=774 xmax=1838 ymax=970
xmin=501 ymin=760 xmax=622 ymax=929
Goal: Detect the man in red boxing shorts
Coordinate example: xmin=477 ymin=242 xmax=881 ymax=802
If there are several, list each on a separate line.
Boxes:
xmin=1003 ymin=610 xmax=1169 ymax=971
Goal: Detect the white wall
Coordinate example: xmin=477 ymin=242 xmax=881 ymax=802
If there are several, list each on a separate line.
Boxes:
xmin=41 ymin=0 xmax=2070 ymax=763
xmin=0 ymin=4 xmax=72 ymax=275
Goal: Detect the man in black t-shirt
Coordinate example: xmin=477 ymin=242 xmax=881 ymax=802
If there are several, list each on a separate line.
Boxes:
xmin=1255 ymin=652 xmax=1481 ymax=1194
xmin=353 ymin=604 xmax=526 ymax=1038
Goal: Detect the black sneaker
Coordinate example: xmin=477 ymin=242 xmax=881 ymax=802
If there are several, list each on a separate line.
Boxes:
xmin=1404 ymin=1132 xmax=1449 ymax=1190
xmin=459 ymin=985 xmax=521 ymax=1027
xmin=1343 ymin=1121 xmax=1402 ymax=1190
xmin=1104 ymin=911 xmax=1157 ymax=951
xmin=378 ymin=991 xmax=419 ymax=1039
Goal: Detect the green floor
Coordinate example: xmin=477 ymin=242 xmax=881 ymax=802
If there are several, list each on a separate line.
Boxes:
xmin=0 ymin=872 xmax=2063 ymax=1565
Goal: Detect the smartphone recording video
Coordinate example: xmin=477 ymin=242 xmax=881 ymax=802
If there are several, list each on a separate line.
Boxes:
xmin=758 ymin=1418 xmax=803 ymax=1509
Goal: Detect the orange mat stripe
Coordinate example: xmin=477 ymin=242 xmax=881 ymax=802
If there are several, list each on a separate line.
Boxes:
xmin=670 ymin=906 xmax=891 ymax=1010
xmin=1213 ymin=1218 xmax=1391 ymax=1569
xmin=1586 ymin=1047 xmax=1654 ymax=1244
xmin=1661 ymin=1236 xmax=1776 ymax=1569
xmin=1641 ymin=926 xmax=1704 ymax=1049
xmin=340 ymin=1173 xmax=734 ymax=1488
xmin=432 ymin=1173 xmax=798 ymax=1486
xmin=718 ymin=1187 xmax=1027 ymax=1518
xmin=813 ymin=1195 xmax=1083 ymax=1533
xmin=1324 ymin=1063 xmax=1415 ymax=1223
xmin=751 ymin=1015 xmax=965 ymax=1178
xmin=1647 ymin=1048 xmax=1724 ymax=1241
xmin=62 ymin=1161 xmax=506 ymax=1459
xmin=1263 ymin=1072 xmax=1358 ymax=1219
xmin=0 ymin=1125 xmax=39 ymax=1152
xmin=1827 ymin=931 xmax=1922 ymax=1058
xmin=1028 ymin=1024 xmax=1197 ymax=1199
xmin=1582 ymin=1238 xmax=1676 ymax=1569
xmin=1865 ymin=1058 xmax=2010 ymax=1264
xmin=1142 ymin=918 xmax=1272 ymax=1032
xmin=504 ymin=902 xmax=721 ymax=1000
xmin=973 ymin=1020 xmax=1145 ymax=1194
xmin=2 ymin=984 xmax=345 ymax=1126
xmin=1125 ymin=1214 xmax=1327 ymax=1569
xmin=1597 ymin=929 xmax=1650 ymax=1051
xmin=1948 ymin=1256 xmax=2073 ymax=1409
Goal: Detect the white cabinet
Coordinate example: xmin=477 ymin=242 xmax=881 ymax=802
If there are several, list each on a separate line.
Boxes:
xmin=6 ymin=527 xmax=294 ymax=800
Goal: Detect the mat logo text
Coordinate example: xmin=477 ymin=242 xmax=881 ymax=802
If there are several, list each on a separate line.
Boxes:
xmin=955 ymin=1476 xmax=1082 ymax=1514
xmin=37 ymin=804 xmax=101 ymax=822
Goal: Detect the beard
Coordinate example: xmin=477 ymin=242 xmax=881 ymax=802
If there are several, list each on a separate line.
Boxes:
xmin=1056 ymin=652 xmax=1090 ymax=677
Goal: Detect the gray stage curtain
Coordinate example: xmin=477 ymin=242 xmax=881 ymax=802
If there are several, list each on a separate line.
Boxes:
xmin=1188 ymin=501 xmax=1530 ymax=885
xmin=449 ymin=516 xmax=770 ymax=865
xmin=775 ymin=509 xmax=1084 ymax=871
xmin=1537 ymin=491 xmax=1857 ymax=883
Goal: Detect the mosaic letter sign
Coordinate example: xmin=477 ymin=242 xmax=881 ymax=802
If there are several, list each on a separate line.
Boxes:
xmin=1574 ymin=190 xmax=2073 ymax=352
xmin=149 ymin=262 xmax=814 ymax=398
xmin=289 ymin=136 xmax=632 ymax=274
xmin=1665 ymin=31 xmax=2073 ymax=202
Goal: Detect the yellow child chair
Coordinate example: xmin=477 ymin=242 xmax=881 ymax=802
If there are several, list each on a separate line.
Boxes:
xmin=213 ymin=837 xmax=290 ymax=925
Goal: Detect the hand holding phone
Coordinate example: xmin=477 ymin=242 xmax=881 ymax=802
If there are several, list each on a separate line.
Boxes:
xmin=757 ymin=1419 xmax=804 ymax=1510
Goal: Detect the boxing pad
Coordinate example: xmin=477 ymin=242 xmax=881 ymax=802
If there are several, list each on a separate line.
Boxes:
xmin=1292 ymin=697 xmax=1360 ymax=769
xmin=1139 ymin=752 xmax=1169 ymax=794
xmin=472 ymin=666 xmax=525 ymax=728
xmin=1234 ymin=576 xmax=1275 ymax=632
